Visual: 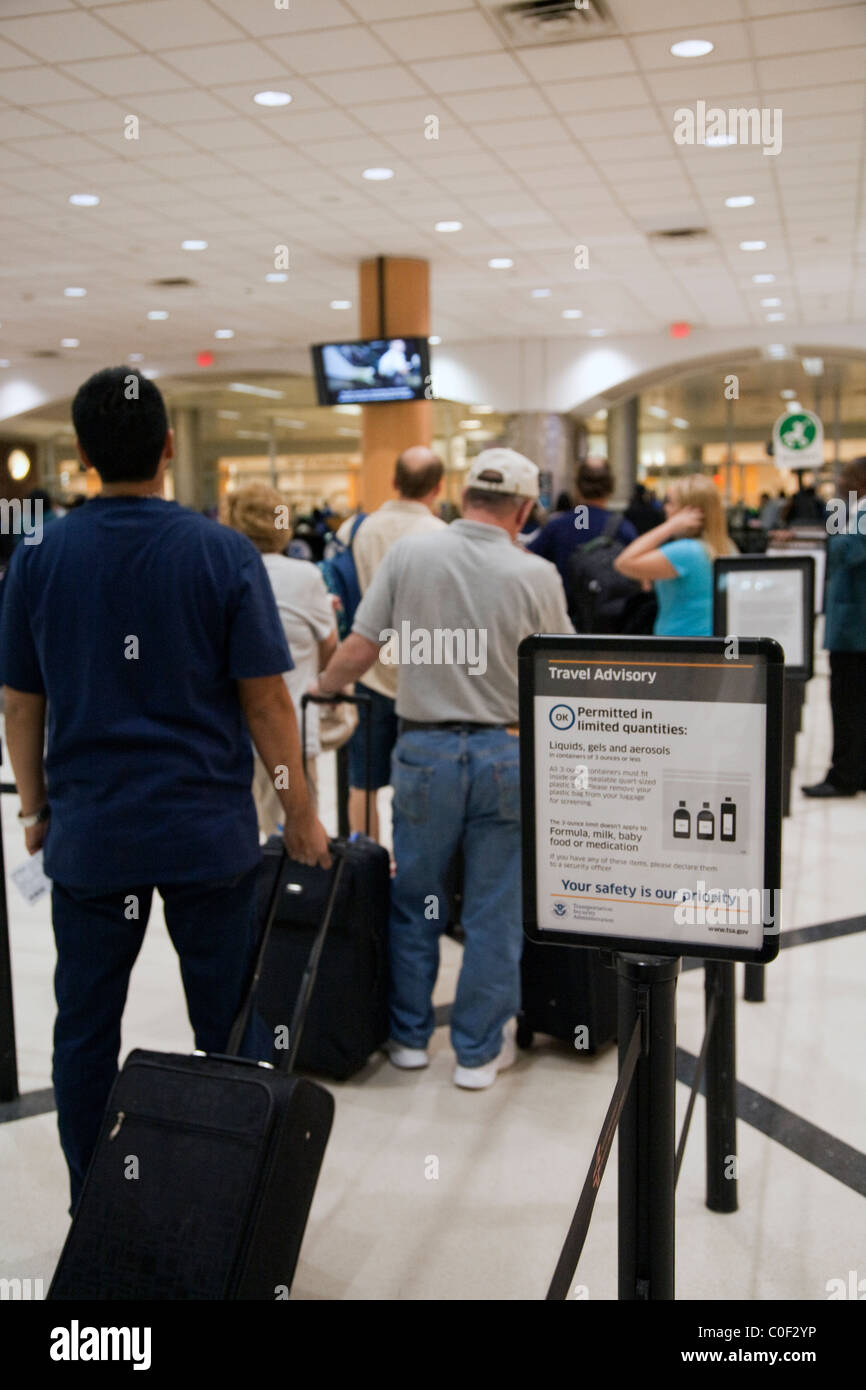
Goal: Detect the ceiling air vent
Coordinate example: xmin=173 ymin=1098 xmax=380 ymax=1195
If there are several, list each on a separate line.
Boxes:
xmin=150 ymin=277 xmax=195 ymax=288
xmin=488 ymin=0 xmax=615 ymax=47
xmin=650 ymin=228 xmax=708 ymax=241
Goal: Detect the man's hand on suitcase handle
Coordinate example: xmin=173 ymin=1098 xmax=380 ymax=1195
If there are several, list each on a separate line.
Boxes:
xmin=283 ymin=808 xmax=332 ymax=869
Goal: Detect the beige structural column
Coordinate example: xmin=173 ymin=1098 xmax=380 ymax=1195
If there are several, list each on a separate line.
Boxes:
xmin=607 ymin=397 xmax=639 ymax=505
xmin=359 ymin=257 xmax=432 ymax=512
xmin=172 ymin=406 xmax=201 ymax=509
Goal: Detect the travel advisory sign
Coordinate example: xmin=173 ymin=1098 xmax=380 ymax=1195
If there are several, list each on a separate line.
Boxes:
xmin=517 ymin=636 xmax=783 ymax=964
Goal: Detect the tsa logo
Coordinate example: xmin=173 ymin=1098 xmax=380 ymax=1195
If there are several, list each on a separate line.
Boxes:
xmin=553 ymin=901 xmax=568 ymax=918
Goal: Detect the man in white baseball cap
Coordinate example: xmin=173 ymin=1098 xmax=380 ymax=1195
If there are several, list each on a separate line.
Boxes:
xmin=315 ymin=446 xmax=573 ymax=1089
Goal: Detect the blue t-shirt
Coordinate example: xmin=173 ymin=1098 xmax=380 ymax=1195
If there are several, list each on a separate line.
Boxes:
xmin=653 ymin=539 xmax=713 ymax=636
xmin=0 ymin=497 xmax=292 ymax=889
xmin=528 ymin=507 xmax=638 ymax=585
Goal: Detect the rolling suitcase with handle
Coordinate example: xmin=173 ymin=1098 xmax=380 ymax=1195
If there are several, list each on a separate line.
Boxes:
xmin=48 ymin=842 xmax=346 ymax=1301
xmin=255 ymin=692 xmax=390 ymax=1081
xmin=517 ymin=942 xmax=617 ymax=1055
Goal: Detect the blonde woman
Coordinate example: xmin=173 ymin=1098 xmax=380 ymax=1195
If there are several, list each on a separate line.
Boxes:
xmin=224 ymin=483 xmax=337 ymax=833
xmin=614 ymin=475 xmax=732 ymax=636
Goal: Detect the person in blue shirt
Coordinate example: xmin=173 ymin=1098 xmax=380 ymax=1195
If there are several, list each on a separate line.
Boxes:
xmin=0 ymin=366 xmax=330 ymax=1209
xmin=613 ymin=474 xmax=732 ymax=636
xmin=527 ymin=459 xmax=637 ymax=585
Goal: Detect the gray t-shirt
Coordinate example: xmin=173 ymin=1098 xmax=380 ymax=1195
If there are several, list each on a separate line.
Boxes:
xmin=352 ymin=518 xmax=574 ymax=723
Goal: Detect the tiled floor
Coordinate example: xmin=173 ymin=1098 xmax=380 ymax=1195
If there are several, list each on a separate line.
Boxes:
xmin=1 ymin=647 xmax=863 ymax=1300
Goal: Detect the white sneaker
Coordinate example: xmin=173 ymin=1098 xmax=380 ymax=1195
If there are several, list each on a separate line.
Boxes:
xmin=453 ymin=1025 xmax=517 ymax=1090
xmin=385 ymin=1039 xmax=429 ymax=1069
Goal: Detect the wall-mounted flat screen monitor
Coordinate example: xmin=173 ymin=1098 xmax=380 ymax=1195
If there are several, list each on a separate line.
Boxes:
xmin=311 ymin=336 xmax=430 ymax=405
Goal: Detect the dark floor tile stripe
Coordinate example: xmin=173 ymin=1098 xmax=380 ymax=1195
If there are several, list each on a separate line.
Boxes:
xmin=676 ymin=1047 xmax=866 ymax=1198
xmin=0 ymin=1086 xmax=55 ymax=1124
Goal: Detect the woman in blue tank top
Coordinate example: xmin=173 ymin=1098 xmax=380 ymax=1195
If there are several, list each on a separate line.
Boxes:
xmin=613 ymin=475 xmax=733 ymax=636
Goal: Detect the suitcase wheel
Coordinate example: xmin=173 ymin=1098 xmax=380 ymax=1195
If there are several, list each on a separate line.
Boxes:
xmin=516 ymin=1017 xmax=534 ymax=1050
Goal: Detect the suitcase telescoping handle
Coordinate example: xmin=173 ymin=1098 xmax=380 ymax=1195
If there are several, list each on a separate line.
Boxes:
xmin=301 ymin=690 xmax=373 ymax=837
xmin=225 ymin=841 xmax=347 ymax=1069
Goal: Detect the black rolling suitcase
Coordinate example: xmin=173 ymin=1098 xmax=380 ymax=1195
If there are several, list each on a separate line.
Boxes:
xmin=48 ymin=845 xmax=347 ymax=1301
xmin=255 ymin=693 xmax=390 ymax=1081
xmin=517 ymin=942 xmax=617 ymax=1054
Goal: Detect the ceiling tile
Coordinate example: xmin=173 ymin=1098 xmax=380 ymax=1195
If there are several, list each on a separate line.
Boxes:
xmin=629 ymin=23 xmax=751 ymax=70
xmin=409 ymin=52 xmax=528 ymax=94
xmin=131 ymin=90 xmax=237 ymax=124
xmin=93 ymin=0 xmax=245 ymax=46
xmin=474 ymin=117 xmax=566 ymax=150
xmin=160 ymin=41 xmax=289 ymax=85
xmin=0 ymin=107 xmax=59 ymax=138
xmin=372 ymin=10 xmax=501 ymax=61
xmin=36 ymin=97 xmax=128 ymax=132
xmin=0 ymin=36 xmax=39 ymax=68
xmin=608 ymin=0 xmax=743 ymax=27
xmin=351 ymin=0 xmax=469 ymax=17
xmin=565 ymin=108 xmax=665 ymax=139
xmin=645 ymin=62 xmax=758 ymax=101
xmin=0 ymin=11 xmax=135 ymax=62
xmin=757 ymin=47 xmax=866 ymax=88
xmin=264 ymin=26 xmax=393 ymax=73
xmin=183 ymin=116 xmax=284 ymax=151
xmin=0 ymin=66 xmax=95 ymax=104
xmin=266 ymin=108 xmax=365 ymax=143
xmin=215 ymin=78 xmax=331 ymax=114
xmin=750 ymin=6 xmax=866 ymax=53
xmin=443 ymin=86 xmax=551 ymax=124
xmin=62 ymin=54 xmax=190 ymax=95
xmin=311 ymin=64 xmax=425 ymax=103
xmin=210 ymin=0 xmax=357 ymax=35
xmin=517 ymin=38 xmax=637 ymax=83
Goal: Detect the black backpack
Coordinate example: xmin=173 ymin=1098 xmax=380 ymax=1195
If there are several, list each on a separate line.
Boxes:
xmin=565 ymin=511 xmax=643 ymax=633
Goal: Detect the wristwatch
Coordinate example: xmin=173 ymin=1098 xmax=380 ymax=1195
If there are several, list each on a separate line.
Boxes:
xmin=18 ymin=804 xmax=50 ymax=829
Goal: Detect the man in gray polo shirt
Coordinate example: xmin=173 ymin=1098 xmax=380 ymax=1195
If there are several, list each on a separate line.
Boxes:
xmin=316 ymin=449 xmax=572 ymax=1088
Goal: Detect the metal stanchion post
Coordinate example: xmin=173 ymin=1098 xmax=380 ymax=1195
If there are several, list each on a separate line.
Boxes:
xmin=0 ymin=741 xmax=20 ymax=1102
xmin=704 ymin=962 xmax=737 ymax=1212
xmin=617 ymin=953 xmax=680 ymax=1301
xmin=335 ymin=743 xmax=350 ymax=840
xmin=743 ymin=962 xmax=765 ymax=1002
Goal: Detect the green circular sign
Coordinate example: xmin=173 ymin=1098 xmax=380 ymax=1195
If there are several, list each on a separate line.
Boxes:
xmin=779 ymin=413 xmax=816 ymax=451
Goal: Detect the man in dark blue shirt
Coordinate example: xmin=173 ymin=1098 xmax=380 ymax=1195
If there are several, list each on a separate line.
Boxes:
xmin=528 ymin=458 xmax=637 ymax=585
xmin=0 ymin=366 xmax=330 ymax=1207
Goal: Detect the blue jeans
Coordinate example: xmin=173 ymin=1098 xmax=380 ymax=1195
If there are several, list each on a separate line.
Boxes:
xmin=389 ymin=727 xmax=522 ymax=1067
xmin=51 ymin=865 xmax=271 ymax=1211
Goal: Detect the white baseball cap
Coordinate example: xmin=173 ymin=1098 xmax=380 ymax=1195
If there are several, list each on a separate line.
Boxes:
xmin=465 ymin=447 xmax=539 ymax=500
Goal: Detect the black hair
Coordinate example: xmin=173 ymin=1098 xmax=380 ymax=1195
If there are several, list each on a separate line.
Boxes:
xmin=71 ymin=366 xmax=168 ymax=483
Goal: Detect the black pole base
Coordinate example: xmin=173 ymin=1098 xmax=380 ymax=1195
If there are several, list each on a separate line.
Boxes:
xmin=743 ymin=962 xmax=766 ymax=1002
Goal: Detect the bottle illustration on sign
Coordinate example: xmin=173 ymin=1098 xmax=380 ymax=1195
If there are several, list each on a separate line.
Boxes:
xmin=720 ymin=797 xmax=737 ymax=842
xmin=696 ymin=802 xmax=715 ymax=840
xmin=673 ymin=801 xmax=691 ymax=838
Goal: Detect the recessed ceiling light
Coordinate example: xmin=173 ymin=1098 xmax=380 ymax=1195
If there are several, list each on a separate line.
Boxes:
xmin=740 ymin=241 xmax=766 ymax=251
xmin=236 ymin=429 xmax=272 ymax=440
xmin=69 ymin=193 xmax=99 ymax=207
xmin=752 ymin=273 xmax=775 ymax=284
xmin=531 ymin=288 xmax=551 ymax=298
xmin=334 ymin=404 xmax=362 ymax=415
xmin=672 ymin=417 xmax=689 ymax=429
xmin=588 ymin=328 xmax=606 ymax=337
xmin=705 ymin=133 xmax=736 ymax=147
xmin=647 ymin=406 xmax=668 ymax=419
xmin=218 ymin=410 xmax=241 ymax=420
xmin=766 ymin=312 xmax=785 ymax=322
xmin=0 ymin=359 xmax=10 ymax=368
xmin=593 ymin=410 xmax=607 ymax=420
xmin=8 ymin=449 xmax=31 ymax=481
xmin=330 ymin=299 xmax=352 ymax=309
xmin=429 ymin=335 xmax=442 ymax=345
xmin=61 ymin=338 xmax=79 ymax=348
xmin=767 ymin=344 xmax=787 ymax=358
xmin=460 ymin=420 xmax=482 ymax=429
xmin=64 ymin=287 xmax=86 ymax=297
xmin=275 ymin=417 xmax=306 ymax=429
xmin=760 ymin=297 xmax=781 ymax=307
xmin=562 ymin=308 xmax=583 ymax=319
xmin=780 ymin=389 xmax=797 ymax=400
xmin=182 ymin=239 xmax=208 ymax=251
xmin=337 ymin=427 xmax=361 ymax=437
xmin=228 ymin=382 xmax=284 ymax=399
xmin=147 ymin=310 xmax=168 ymax=320
xmin=725 ymin=195 xmax=755 ymax=208
xmin=488 ymin=258 xmax=513 ymax=269
xmin=474 ymin=405 xmax=495 ymax=414
xmin=435 ymin=220 xmax=462 ymax=232
xmin=265 ymin=272 xmax=288 ymax=283
xmin=671 ymin=39 xmax=714 ymax=58
xmin=788 ymin=401 xmax=803 ymax=413
xmin=214 ymin=328 xmax=234 ymax=339
xmin=802 ymin=357 xmax=824 ymax=376
xmin=362 ymin=167 xmax=394 ymax=181
xmin=254 ymin=91 xmax=292 ymax=107
xmin=128 ymin=353 xmax=144 ymax=362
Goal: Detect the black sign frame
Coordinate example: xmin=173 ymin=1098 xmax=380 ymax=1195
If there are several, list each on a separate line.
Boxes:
xmin=713 ymin=554 xmax=815 ymax=681
xmin=518 ymin=634 xmax=783 ymax=965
